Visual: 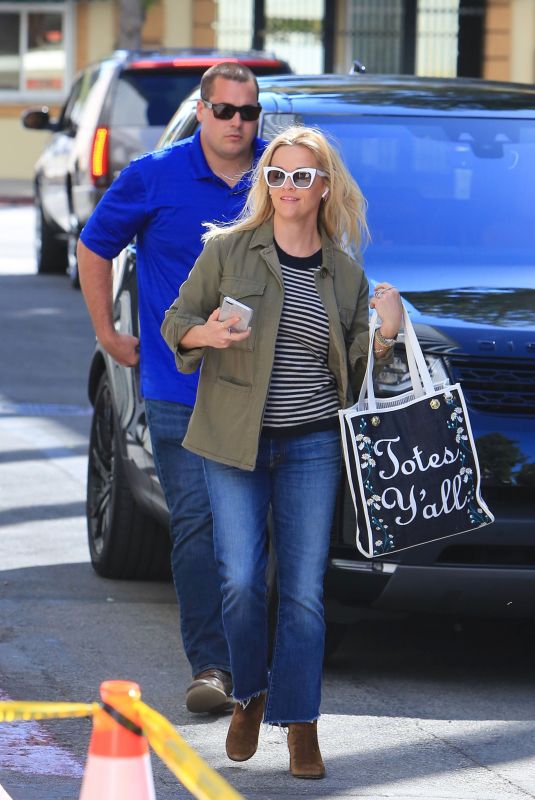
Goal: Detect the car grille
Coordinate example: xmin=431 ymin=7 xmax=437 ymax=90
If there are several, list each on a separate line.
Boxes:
xmin=447 ymin=357 xmax=535 ymax=415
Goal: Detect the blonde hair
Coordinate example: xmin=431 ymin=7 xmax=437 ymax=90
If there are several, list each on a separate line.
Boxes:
xmin=202 ymin=125 xmax=369 ymax=253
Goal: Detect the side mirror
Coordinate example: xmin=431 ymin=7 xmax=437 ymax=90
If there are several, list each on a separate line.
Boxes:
xmin=21 ymin=107 xmax=54 ymax=131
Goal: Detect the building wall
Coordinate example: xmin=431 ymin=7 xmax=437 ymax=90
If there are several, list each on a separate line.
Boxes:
xmin=141 ymin=0 xmax=164 ymax=47
xmin=0 ymin=0 xmax=196 ymax=183
xmin=1 ymin=2 xmax=72 ymax=181
xmin=193 ymin=0 xmax=217 ymax=47
xmin=0 ymin=112 xmax=48 ymax=181
xmin=335 ymin=0 xmax=533 ymax=81
xmin=87 ymin=1 xmax=115 ymax=64
xmin=483 ymin=0 xmax=512 ymax=80
xmin=333 ymin=0 xmax=349 ymax=73
xmin=162 ymin=0 xmax=193 ymax=47
xmin=510 ymin=0 xmax=535 ymax=82
xmin=482 ymin=0 xmax=535 ymax=84
xmin=0 ymin=0 xmax=117 ymax=182
xmin=1 ymin=0 xmax=534 ymax=184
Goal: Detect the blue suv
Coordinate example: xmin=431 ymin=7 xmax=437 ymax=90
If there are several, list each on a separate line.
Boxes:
xmin=85 ymin=75 xmax=535 ymax=641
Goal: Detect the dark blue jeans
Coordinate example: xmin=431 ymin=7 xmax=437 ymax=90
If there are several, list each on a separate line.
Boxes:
xmin=203 ymin=428 xmax=341 ymax=724
xmin=145 ymin=399 xmax=230 ymax=677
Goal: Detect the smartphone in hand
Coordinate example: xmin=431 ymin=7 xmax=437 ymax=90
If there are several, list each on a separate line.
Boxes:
xmin=219 ymin=296 xmax=254 ymax=333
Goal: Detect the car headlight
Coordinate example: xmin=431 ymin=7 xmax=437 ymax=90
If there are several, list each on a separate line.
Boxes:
xmin=374 ymin=351 xmax=450 ymax=397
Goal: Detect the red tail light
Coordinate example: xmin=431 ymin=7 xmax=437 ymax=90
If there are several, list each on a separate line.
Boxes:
xmin=91 ymin=126 xmax=109 ymax=184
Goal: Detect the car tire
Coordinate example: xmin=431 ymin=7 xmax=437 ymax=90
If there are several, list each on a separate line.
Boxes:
xmin=87 ymin=373 xmax=171 ymax=580
xmin=35 ymin=195 xmax=68 ymax=275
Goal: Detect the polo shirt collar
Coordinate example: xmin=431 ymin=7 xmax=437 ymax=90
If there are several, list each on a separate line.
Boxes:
xmin=189 ymin=130 xmax=266 ymax=186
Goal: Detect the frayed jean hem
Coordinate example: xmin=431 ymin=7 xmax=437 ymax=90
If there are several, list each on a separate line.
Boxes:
xmin=264 ymin=714 xmax=320 ymax=726
xmin=233 ymin=689 xmax=267 ymax=710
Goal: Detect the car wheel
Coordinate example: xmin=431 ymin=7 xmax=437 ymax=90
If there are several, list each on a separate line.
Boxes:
xmin=87 ymin=373 xmax=171 ymax=580
xmin=35 ymin=195 xmax=68 ymax=275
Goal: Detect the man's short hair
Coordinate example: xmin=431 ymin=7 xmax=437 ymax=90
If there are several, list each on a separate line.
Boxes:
xmin=200 ymin=62 xmax=259 ymax=101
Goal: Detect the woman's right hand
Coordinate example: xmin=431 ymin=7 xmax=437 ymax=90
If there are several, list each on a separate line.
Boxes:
xmin=180 ymin=308 xmax=251 ymax=350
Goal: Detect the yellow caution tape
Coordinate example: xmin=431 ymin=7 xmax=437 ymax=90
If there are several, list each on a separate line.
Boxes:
xmin=0 ymin=701 xmax=99 ymax=723
xmin=136 ymin=700 xmax=245 ymax=800
xmin=0 ymin=697 xmax=245 ymax=800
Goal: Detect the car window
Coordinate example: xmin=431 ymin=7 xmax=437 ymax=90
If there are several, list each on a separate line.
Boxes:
xmin=60 ymin=67 xmax=100 ymax=132
xmin=267 ymin=112 xmax=535 ymax=266
xmin=248 ymin=64 xmax=292 ymax=76
xmin=110 ymin=71 xmax=202 ymax=127
xmin=59 ymin=76 xmax=83 ymax=131
xmin=158 ymin=100 xmax=199 ymax=148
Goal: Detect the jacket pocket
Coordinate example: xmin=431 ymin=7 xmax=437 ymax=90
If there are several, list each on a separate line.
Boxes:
xmin=338 ymin=306 xmax=356 ymax=333
xmin=216 ymin=376 xmax=252 ymax=393
xmin=218 ymin=276 xmax=266 ymax=352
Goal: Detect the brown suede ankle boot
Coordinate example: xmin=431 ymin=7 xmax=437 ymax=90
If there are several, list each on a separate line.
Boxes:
xmin=287 ymin=720 xmax=325 ymax=779
xmin=225 ymin=693 xmax=266 ymax=762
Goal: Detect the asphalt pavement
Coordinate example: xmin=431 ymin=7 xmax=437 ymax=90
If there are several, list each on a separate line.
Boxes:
xmin=0 ymin=204 xmax=535 ymax=800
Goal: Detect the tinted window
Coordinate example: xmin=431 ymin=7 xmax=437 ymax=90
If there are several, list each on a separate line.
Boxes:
xmin=159 ymin=101 xmax=199 ymax=148
xmin=284 ymin=113 xmax=535 ymax=267
xmin=111 ymin=71 xmax=202 ymax=127
xmin=61 ymin=67 xmax=100 ymax=131
xmin=60 ymin=76 xmax=83 ymax=126
xmin=250 ymin=64 xmax=291 ymax=76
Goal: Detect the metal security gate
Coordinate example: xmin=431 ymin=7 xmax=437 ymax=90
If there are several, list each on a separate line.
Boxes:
xmin=416 ymin=0 xmax=461 ymax=77
xmin=215 ymin=0 xmax=334 ymax=73
xmin=345 ymin=0 xmax=486 ymax=77
xmin=457 ymin=0 xmax=486 ymax=77
xmin=345 ymin=0 xmax=412 ymax=75
xmin=215 ymin=0 xmax=486 ymax=77
xmin=254 ymin=0 xmax=327 ymax=74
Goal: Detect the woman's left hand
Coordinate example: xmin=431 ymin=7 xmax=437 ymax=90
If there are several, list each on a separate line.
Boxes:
xmin=369 ymin=282 xmax=402 ymax=338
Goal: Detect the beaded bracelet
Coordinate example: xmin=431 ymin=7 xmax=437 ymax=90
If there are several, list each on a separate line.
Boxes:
xmin=374 ymin=329 xmax=397 ymax=348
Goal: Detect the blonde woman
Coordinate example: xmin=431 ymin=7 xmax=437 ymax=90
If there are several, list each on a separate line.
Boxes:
xmin=161 ymin=126 xmax=401 ymax=778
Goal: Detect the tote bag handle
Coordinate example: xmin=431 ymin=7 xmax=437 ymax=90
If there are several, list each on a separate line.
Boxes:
xmin=358 ymin=302 xmax=435 ymax=412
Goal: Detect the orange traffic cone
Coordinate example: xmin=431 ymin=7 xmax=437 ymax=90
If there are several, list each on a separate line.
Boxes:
xmin=79 ymin=680 xmax=155 ymax=800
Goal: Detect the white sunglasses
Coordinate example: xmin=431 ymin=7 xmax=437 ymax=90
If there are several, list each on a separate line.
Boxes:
xmin=263 ymin=166 xmax=328 ymax=189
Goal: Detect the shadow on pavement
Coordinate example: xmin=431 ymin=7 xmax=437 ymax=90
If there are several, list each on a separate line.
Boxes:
xmin=323 ymin=612 xmax=535 ymax=721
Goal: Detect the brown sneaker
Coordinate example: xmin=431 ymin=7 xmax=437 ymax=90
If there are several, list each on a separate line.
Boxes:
xmin=226 ymin=693 xmax=266 ymax=762
xmin=288 ymin=720 xmax=325 ymax=779
xmin=186 ymin=669 xmax=234 ymax=714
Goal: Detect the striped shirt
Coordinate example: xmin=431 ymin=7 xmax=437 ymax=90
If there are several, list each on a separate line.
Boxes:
xmin=262 ymin=242 xmax=340 ymax=434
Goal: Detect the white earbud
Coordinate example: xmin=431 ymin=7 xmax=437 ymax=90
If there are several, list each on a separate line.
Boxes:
xmin=321 ymin=188 xmax=329 ymax=199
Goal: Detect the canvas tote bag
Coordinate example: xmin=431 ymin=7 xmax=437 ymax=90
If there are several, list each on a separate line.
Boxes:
xmin=339 ymin=304 xmax=494 ymax=558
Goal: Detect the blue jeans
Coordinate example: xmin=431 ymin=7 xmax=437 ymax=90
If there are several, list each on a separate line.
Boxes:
xmin=203 ymin=428 xmax=341 ymax=724
xmin=145 ymin=399 xmax=230 ymax=676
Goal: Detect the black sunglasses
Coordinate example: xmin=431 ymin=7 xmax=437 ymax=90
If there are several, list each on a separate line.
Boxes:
xmin=202 ymin=100 xmax=262 ymax=122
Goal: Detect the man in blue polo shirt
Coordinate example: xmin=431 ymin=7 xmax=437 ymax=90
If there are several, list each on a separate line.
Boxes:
xmin=77 ymin=62 xmax=265 ymax=713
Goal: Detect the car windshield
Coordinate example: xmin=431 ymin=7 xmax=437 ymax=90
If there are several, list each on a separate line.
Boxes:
xmin=293 ymin=113 xmax=535 ymax=269
xmin=111 ymin=71 xmax=202 ymax=127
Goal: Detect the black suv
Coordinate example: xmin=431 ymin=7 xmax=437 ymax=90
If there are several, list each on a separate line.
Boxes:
xmin=86 ymin=75 xmax=535 ymax=642
xmin=21 ymin=49 xmax=291 ymax=284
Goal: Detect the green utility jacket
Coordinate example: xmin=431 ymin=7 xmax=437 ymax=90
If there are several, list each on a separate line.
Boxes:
xmin=161 ymin=219 xmax=371 ymax=471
